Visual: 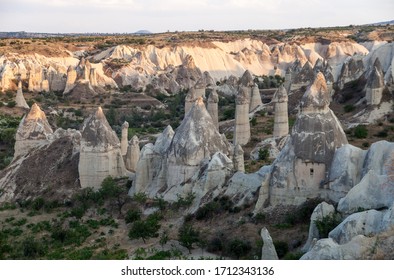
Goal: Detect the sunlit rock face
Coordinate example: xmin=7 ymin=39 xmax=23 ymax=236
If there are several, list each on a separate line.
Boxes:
xmin=78 ymin=107 xmax=127 ymax=189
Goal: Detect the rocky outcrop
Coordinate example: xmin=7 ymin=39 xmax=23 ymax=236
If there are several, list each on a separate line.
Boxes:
xmin=0 ymin=64 xmax=16 ymax=92
xmin=365 ymin=59 xmax=384 ymax=105
xmin=121 ymin=121 xmax=129 ymax=156
xmin=64 ymin=66 xmax=77 ymax=94
xmin=257 ymin=73 xmax=348 ymax=207
xmin=261 ymin=227 xmax=279 ymax=260
xmin=328 ymin=144 xmax=367 ymax=202
xmin=284 ymin=67 xmax=292 ymax=93
xmin=132 ymin=125 xmax=174 ymax=195
xmin=272 ymin=85 xmax=289 ymax=138
xmin=233 ymin=87 xmax=250 ymax=146
xmin=337 ymin=141 xmax=394 ymax=214
xmin=337 ymin=57 xmax=364 ymax=89
xmin=303 ymin=202 xmax=336 ymax=252
xmin=207 ymin=89 xmax=219 ymax=129
xmin=15 ymin=81 xmax=29 ymax=109
xmin=78 ymin=107 xmax=127 ymax=189
xmin=166 ymin=97 xmax=232 ymax=187
xmin=89 ymin=68 xmax=98 ymax=87
xmin=125 ymin=136 xmax=140 ymax=172
xmin=14 ymin=103 xmax=53 ymax=158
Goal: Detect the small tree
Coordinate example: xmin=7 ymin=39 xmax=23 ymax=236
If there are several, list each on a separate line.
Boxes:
xmin=100 ymin=176 xmax=128 ymax=215
xmin=128 ymin=214 xmax=161 ymax=243
xmin=178 ymin=224 xmax=200 ymax=254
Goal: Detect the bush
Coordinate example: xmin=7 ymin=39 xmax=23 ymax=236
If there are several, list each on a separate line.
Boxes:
xmin=258 ymin=148 xmax=269 ymax=161
xmin=125 ymin=209 xmax=142 ymax=224
xmin=226 ymin=239 xmax=252 ymax=259
xmin=273 ymin=241 xmax=288 ymax=259
xmin=314 ymin=213 xmax=341 ymax=238
xmin=6 ymin=101 xmax=16 ymax=108
xmin=128 ymin=214 xmax=161 ymax=243
xmin=354 ymin=125 xmax=368 ymax=139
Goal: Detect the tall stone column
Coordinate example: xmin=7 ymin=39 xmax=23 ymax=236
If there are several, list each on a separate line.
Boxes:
xmin=121 ymin=121 xmax=129 ymax=156
xmin=233 ymin=87 xmax=250 ymax=146
xmin=272 ymin=85 xmax=289 ymax=138
xmin=207 ymin=89 xmax=219 ymax=129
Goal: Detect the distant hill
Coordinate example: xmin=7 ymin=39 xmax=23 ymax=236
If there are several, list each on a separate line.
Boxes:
xmin=367 ymin=20 xmax=394 ymax=26
xmin=134 ymin=30 xmax=152 ymax=35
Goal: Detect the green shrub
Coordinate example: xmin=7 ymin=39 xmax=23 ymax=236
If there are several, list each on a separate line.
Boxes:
xmin=226 ymin=239 xmax=252 ymax=259
xmin=128 ymin=214 xmax=161 ymax=243
xmin=314 ymin=213 xmax=341 ymax=238
xmin=273 ymin=241 xmax=288 ymax=259
xmin=125 ymin=209 xmax=142 ymax=224
xmin=354 ymin=125 xmax=368 ymax=139
xmin=258 ymin=148 xmax=269 ymax=161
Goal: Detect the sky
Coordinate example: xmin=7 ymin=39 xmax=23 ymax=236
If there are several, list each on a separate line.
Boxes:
xmin=0 ymin=0 xmax=393 ymax=33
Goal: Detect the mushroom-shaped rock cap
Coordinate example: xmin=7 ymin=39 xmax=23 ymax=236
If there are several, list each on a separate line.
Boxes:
xmin=130 ymin=135 xmax=139 ymax=145
xmin=185 ymin=87 xmax=196 ymax=101
xmin=208 ymin=89 xmax=219 ymax=103
xmin=272 ymin=85 xmax=288 ymax=103
xmin=236 ymin=87 xmax=250 ymax=105
xmin=16 ymin=103 xmax=53 ymax=141
xmin=300 ymin=72 xmax=330 ymax=111
xmin=239 ymin=70 xmax=254 ymax=87
xmin=122 ymin=121 xmax=129 ymax=129
xmin=81 ymin=107 xmax=120 ymax=147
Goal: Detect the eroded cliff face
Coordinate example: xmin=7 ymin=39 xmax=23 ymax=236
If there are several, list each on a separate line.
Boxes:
xmin=2 ymin=39 xmax=391 ymax=96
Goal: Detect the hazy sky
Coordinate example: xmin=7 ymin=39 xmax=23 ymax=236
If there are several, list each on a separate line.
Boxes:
xmin=0 ymin=0 xmax=393 ymax=33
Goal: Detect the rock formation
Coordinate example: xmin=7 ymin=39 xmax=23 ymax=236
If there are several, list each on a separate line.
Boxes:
xmin=256 ymin=73 xmax=348 ymax=207
xmin=132 ymin=125 xmax=174 ymax=195
xmin=365 ymin=59 xmax=384 ymax=105
xmin=272 ymin=85 xmax=289 ymax=137
xmin=302 ymin=202 xmax=336 ymax=252
xmin=41 ymin=79 xmax=50 ymax=92
xmin=0 ymin=64 xmax=15 ymax=92
xmin=64 ymin=66 xmax=77 ymax=94
xmin=28 ymin=68 xmax=43 ymax=92
xmin=89 ymin=68 xmax=98 ymax=87
xmin=284 ymin=67 xmax=292 ymax=93
xmin=260 ymin=227 xmax=279 ymax=260
xmin=15 ymin=81 xmax=29 ymax=109
xmin=337 ymin=57 xmax=364 ymax=89
xmin=207 ymin=89 xmax=219 ymax=129
xmin=78 ymin=107 xmax=127 ymax=189
xmin=233 ymin=144 xmax=245 ymax=173
xmin=250 ymin=84 xmax=262 ymax=111
xmin=239 ymin=70 xmax=254 ymax=87
xmin=125 ymin=136 xmax=140 ymax=172
xmin=233 ymin=87 xmax=250 ymax=146
xmin=121 ymin=121 xmax=129 ymax=156
xmin=185 ymin=87 xmax=196 ymax=115
xmin=166 ymin=97 xmax=232 ymax=187
xmin=14 ymin=103 xmax=53 ymax=158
